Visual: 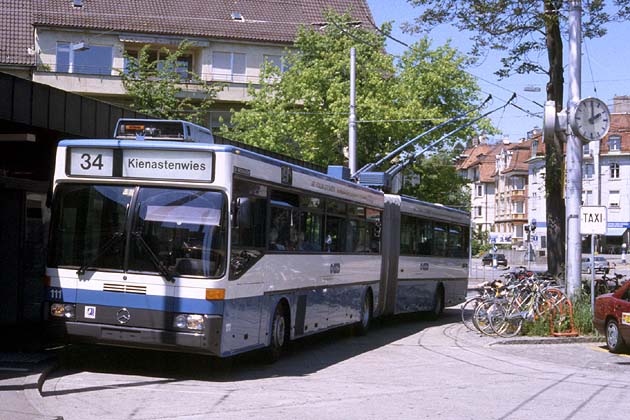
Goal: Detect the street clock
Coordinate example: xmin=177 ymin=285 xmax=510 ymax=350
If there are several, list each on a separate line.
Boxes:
xmin=570 ymin=97 xmax=611 ymax=143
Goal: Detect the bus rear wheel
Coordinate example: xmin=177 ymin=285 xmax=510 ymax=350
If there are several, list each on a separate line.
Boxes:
xmin=426 ymin=285 xmax=444 ymax=320
xmin=353 ymin=290 xmax=372 ymax=336
xmin=266 ymin=303 xmax=289 ymax=363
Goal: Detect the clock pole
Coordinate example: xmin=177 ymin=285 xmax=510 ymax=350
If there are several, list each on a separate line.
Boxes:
xmin=566 ymin=0 xmax=582 ymax=299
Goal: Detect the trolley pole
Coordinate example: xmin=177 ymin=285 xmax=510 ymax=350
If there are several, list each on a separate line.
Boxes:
xmin=566 ymin=0 xmax=583 ymax=299
xmin=349 ymin=47 xmax=357 ymax=175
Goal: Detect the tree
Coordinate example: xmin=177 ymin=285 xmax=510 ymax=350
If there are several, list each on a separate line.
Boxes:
xmin=220 ymin=13 xmax=489 ymax=177
xmin=405 ymin=0 xmax=630 ymax=276
xmin=121 ymin=40 xmax=222 ymax=125
xmin=399 ymin=152 xmax=471 ymax=209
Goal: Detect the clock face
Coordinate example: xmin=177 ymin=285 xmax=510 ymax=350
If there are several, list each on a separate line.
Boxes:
xmin=571 ymin=97 xmax=611 ymax=142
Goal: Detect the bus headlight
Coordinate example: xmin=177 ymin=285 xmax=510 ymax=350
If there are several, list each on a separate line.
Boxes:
xmin=50 ymin=303 xmax=75 ymax=319
xmin=174 ymin=314 xmax=205 ymax=331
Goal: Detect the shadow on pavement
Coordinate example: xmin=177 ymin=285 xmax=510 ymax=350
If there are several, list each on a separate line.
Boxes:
xmin=47 ymin=308 xmax=461 ymax=389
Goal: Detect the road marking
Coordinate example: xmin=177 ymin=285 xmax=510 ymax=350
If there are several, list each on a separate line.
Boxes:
xmin=590 ymin=345 xmax=630 ymax=357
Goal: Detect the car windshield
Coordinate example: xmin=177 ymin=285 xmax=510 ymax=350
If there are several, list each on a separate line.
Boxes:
xmin=48 ymin=184 xmax=226 ymax=278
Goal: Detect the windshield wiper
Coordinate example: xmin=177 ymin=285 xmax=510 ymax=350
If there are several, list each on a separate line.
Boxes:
xmin=131 ymin=232 xmax=175 ymax=282
xmin=77 ymin=232 xmax=124 ymax=276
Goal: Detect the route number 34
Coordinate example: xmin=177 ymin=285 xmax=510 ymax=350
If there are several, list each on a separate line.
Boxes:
xmin=80 ymin=153 xmax=104 ymax=170
xmin=70 ymin=148 xmax=113 ymax=176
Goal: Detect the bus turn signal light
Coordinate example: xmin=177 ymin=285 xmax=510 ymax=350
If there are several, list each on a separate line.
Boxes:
xmin=205 ymin=288 xmax=225 ymax=300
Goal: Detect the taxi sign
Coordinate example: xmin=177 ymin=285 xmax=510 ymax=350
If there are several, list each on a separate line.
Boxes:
xmin=580 ymin=206 xmax=607 ymax=235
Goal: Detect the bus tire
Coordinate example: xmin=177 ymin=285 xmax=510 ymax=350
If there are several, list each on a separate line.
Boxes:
xmin=427 ymin=284 xmax=444 ymax=320
xmin=353 ymin=289 xmax=373 ymax=336
xmin=266 ymin=302 xmax=289 ymax=363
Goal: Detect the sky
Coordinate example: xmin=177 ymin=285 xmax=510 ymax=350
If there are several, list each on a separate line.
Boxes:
xmin=366 ymin=0 xmax=630 ymax=143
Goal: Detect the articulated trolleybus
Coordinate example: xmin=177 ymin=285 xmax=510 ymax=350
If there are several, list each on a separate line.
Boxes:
xmin=45 ymin=119 xmax=470 ymax=359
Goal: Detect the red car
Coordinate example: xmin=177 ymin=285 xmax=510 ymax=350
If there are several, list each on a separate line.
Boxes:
xmin=593 ymin=281 xmax=630 ymax=353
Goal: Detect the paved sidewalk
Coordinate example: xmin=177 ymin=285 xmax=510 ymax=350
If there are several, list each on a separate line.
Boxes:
xmin=0 ymin=352 xmax=59 ymax=420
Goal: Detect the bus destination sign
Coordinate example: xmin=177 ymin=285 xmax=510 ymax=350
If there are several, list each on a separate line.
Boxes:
xmin=123 ymin=149 xmax=213 ymax=181
xmin=68 ymin=148 xmax=213 ymax=181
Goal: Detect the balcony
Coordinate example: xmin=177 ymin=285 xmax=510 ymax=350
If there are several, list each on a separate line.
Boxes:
xmin=32 ymin=70 xmax=254 ymax=103
xmin=511 ymin=213 xmax=527 ymax=221
xmin=510 ymin=189 xmax=527 ymax=201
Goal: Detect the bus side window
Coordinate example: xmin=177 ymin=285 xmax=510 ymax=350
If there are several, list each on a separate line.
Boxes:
xmin=232 ymin=180 xmax=267 ymax=248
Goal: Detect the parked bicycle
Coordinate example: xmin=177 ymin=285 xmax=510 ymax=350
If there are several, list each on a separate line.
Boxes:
xmin=463 ymin=267 xmax=567 ymax=338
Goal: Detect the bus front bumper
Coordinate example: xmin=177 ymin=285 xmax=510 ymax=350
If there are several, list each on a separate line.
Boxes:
xmin=50 ymin=317 xmax=223 ymax=356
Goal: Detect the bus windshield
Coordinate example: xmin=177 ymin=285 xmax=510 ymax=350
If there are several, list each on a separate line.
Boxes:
xmin=48 ymin=184 xmax=226 ymax=278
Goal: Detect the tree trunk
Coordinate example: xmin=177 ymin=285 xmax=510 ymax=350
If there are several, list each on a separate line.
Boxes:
xmin=544 ymin=0 xmax=565 ymax=278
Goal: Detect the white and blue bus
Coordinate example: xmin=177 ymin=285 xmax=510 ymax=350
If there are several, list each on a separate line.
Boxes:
xmin=45 ymin=119 xmax=470 ymax=359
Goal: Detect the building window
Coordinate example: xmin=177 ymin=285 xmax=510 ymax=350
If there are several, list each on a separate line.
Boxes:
xmin=262 ymin=54 xmax=288 ymax=72
xmin=476 ymin=185 xmax=483 ymax=197
xmin=583 ymin=163 xmax=594 ymax=179
xmin=56 ymin=42 xmax=113 ymax=75
xmin=610 ymin=162 xmax=620 ymax=179
xmin=609 ymin=190 xmax=620 ymax=208
xmin=582 ymin=144 xmax=591 ymax=155
xmin=512 ymin=177 xmax=525 ymax=190
xmin=608 ymin=135 xmax=621 ymax=152
xmin=125 ymin=48 xmax=193 ymax=80
xmin=531 ymin=140 xmax=538 ymax=157
xmin=476 ymin=206 xmax=482 ymax=217
xmin=212 ymin=51 xmax=246 ymax=82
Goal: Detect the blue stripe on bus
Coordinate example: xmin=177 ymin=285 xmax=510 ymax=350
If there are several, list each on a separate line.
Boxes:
xmin=47 ymin=287 xmax=224 ymax=314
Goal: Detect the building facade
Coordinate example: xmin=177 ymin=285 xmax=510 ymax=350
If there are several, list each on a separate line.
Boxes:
xmin=493 ymin=138 xmax=533 ymax=246
xmin=455 ymin=140 xmax=501 ymax=239
xmin=4 ymin=0 xmax=374 ymax=128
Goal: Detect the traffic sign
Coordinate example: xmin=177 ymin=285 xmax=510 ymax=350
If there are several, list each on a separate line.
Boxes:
xmin=580 ymin=206 xmax=607 ymax=235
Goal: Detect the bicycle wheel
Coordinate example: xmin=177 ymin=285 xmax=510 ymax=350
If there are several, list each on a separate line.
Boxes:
xmin=472 ymin=300 xmax=497 ymax=336
xmin=489 ymin=301 xmax=523 ymax=338
xmin=461 ymin=296 xmax=482 ymax=331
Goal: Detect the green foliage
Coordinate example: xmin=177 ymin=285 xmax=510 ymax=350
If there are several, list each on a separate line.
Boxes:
xmin=522 ymin=294 xmax=596 ymax=337
xmin=572 ymin=294 xmax=596 ymax=336
xmin=398 ymin=152 xmax=470 ymax=209
xmin=472 ymin=228 xmax=490 ymax=256
xmin=121 ymin=40 xmax=222 ymax=125
xmin=220 ymin=12 xmax=486 ymax=175
xmin=405 ymin=0 xmax=630 ymax=79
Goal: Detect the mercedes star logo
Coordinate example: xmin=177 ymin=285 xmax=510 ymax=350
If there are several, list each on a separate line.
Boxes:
xmin=116 ymin=308 xmax=131 ymax=324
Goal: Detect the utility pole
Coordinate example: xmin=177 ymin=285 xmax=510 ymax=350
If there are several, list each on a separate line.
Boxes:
xmin=348 ymin=47 xmax=357 ymax=175
xmin=566 ymin=0 xmax=582 ymax=299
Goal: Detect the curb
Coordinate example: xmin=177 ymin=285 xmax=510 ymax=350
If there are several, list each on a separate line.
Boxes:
xmin=490 ymin=336 xmax=605 ymax=346
xmin=22 ymin=359 xmax=60 ymax=419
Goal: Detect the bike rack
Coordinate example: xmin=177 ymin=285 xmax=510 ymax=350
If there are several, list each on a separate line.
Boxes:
xmin=548 ymin=299 xmax=578 ymax=337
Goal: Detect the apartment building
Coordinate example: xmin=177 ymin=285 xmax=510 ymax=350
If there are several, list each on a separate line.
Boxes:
xmin=3 ymin=0 xmax=373 ymax=128
xmin=492 ymin=138 xmax=533 ymax=246
xmin=455 ymin=139 xmax=501 ymax=238
xmin=457 ymin=135 xmax=537 ymax=248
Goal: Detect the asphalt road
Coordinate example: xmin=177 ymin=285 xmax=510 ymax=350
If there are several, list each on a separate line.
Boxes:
xmin=18 ymin=309 xmax=630 ymax=420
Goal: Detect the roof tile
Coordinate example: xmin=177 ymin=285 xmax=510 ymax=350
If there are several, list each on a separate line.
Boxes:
xmin=0 ymin=0 xmax=35 ymax=65
xmin=31 ymin=0 xmax=374 ymax=44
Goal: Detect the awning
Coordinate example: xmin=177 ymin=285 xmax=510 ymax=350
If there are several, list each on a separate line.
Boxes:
xmin=606 ymin=227 xmax=628 ymax=236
